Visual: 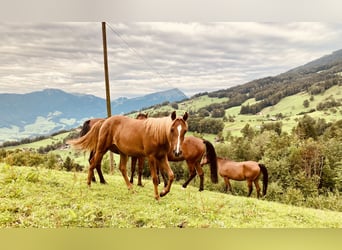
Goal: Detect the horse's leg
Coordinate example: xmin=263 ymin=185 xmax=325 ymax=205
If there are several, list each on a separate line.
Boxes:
xmin=89 ymin=151 xmax=96 ymax=182
xmin=159 ymin=156 xmax=174 ymax=197
xmin=182 ymin=162 xmax=196 ymax=189
xmin=148 ymin=157 xmax=160 ymax=200
xmin=247 ymin=180 xmax=253 ymax=197
xmin=118 ymin=154 xmax=133 ymax=189
xmin=130 ymin=157 xmax=137 ymax=184
xmin=254 ymin=179 xmax=261 ymax=198
xmin=223 ymin=177 xmax=230 ymax=193
xmin=156 ymin=166 xmax=161 ymax=184
xmin=158 ymin=167 xmax=168 ymax=187
xmin=137 ymin=157 xmax=145 ymax=186
xmin=194 ymin=163 xmax=204 ymax=191
xmin=96 ymin=165 xmax=107 ymax=184
xmin=156 ymin=166 xmax=166 ymax=186
xmin=89 ymin=149 xmax=106 ymax=184
xmin=88 ymin=151 xmax=104 ymax=187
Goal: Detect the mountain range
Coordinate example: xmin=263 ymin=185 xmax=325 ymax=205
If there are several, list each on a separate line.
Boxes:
xmin=0 ymin=88 xmax=187 ymax=143
xmin=1 ymin=48 xmax=342 ymax=144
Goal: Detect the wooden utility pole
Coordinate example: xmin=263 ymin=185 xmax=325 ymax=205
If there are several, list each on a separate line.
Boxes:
xmin=102 ymin=21 xmax=115 ymax=173
xmin=102 ymin=22 xmax=112 ymax=116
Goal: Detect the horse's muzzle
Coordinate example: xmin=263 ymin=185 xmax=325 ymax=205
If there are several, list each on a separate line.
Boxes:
xmin=173 ymin=150 xmax=182 ymax=157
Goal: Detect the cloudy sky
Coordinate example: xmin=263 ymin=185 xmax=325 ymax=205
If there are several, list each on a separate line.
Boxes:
xmin=1 ymin=22 xmax=342 ymax=99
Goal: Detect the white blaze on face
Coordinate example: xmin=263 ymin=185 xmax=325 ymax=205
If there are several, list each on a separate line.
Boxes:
xmin=175 ymin=124 xmax=182 ymax=154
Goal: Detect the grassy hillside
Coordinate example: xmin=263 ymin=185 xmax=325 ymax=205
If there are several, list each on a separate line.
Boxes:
xmin=5 ymin=132 xmax=70 ymax=150
xmin=126 ymin=85 xmax=342 ymax=137
xmin=135 ymin=95 xmax=228 ymax=116
xmin=223 ymin=85 xmax=342 ymax=135
xmin=0 ymin=163 xmax=341 ymax=228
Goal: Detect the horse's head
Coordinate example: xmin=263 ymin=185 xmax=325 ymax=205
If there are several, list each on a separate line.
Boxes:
xmin=169 ymin=111 xmax=188 ymax=157
xmin=136 ymin=112 xmax=148 ymax=120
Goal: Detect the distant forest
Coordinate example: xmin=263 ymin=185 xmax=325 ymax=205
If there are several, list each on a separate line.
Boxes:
xmin=179 ymin=50 xmax=342 ymax=117
xmin=194 ymin=60 xmax=342 ymax=115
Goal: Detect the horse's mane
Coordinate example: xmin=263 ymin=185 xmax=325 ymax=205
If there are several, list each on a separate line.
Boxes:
xmin=143 ymin=116 xmax=172 ymax=143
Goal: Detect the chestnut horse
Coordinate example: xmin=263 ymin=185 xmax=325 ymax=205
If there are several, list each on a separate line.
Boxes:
xmin=79 ymin=113 xmax=148 ymax=184
xmin=69 ymin=111 xmax=188 ymax=200
xmin=201 ymin=153 xmax=268 ymax=198
xmin=130 ymin=136 xmax=219 ymax=191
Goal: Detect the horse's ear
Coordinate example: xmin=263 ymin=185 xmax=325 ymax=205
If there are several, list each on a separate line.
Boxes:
xmin=146 ymin=112 xmax=148 ymax=118
xmin=183 ymin=112 xmax=188 ymax=121
xmin=171 ymin=111 xmax=176 ymax=120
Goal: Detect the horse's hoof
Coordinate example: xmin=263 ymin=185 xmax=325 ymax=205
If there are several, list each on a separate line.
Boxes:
xmin=199 ymin=188 xmax=204 ymax=192
xmin=160 ymin=189 xmax=168 ymax=197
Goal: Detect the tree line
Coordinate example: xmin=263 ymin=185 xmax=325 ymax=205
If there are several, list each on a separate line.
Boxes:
xmin=204 ymin=69 xmax=342 ymax=115
xmin=209 ymin=115 xmax=342 ymax=211
xmin=0 ymin=129 xmax=77 ymax=148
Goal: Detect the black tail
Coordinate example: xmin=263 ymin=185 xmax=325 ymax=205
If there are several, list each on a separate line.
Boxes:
xmin=203 ymin=140 xmax=218 ymax=183
xmin=80 ymin=120 xmax=91 ymax=137
xmin=258 ymin=163 xmax=268 ymax=196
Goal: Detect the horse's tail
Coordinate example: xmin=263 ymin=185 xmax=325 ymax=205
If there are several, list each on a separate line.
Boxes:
xmin=68 ymin=120 xmax=104 ymax=152
xmin=80 ymin=119 xmax=91 ymax=137
xmin=258 ymin=163 xmax=268 ymax=196
xmin=203 ymin=140 xmax=218 ymax=183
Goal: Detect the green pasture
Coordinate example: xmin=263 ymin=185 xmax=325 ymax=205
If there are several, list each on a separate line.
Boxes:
xmin=224 ymin=85 xmax=342 ymax=136
xmin=5 ymin=132 xmax=70 ymax=150
xmin=132 ymin=95 xmax=229 ymax=117
xmin=1 ymin=163 xmax=341 ymax=228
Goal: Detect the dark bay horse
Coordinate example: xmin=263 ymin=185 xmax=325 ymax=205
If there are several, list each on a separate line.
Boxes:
xmin=130 ymin=136 xmax=219 ymax=191
xmin=79 ymin=113 xmax=148 ymax=184
xmin=80 ymin=118 xmax=104 ymax=137
xmin=69 ymin=111 xmax=188 ymax=200
xmin=201 ymin=154 xmax=268 ymax=198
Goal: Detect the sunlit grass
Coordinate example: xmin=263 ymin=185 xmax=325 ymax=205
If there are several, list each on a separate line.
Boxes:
xmin=1 ymin=164 xmax=341 ymax=228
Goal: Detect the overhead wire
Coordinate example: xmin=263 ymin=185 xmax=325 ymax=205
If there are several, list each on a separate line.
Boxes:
xmin=105 ymin=22 xmax=173 ymax=89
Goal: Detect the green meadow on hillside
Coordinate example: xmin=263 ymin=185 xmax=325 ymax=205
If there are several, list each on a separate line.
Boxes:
xmin=224 ymin=85 xmax=342 ymax=135
xmin=129 ymin=85 xmax=342 ymax=137
xmin=136 ymin=95 xmax=228 ymax=116
xmin=0 ymin=164 xmax=341 ymax=228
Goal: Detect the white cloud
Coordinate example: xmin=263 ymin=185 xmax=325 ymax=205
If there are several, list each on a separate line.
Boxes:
xmin=0 ymin=22 xmax=342 ymax=99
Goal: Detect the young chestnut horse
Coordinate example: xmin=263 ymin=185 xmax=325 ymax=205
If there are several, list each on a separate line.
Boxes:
xmin=69 ymin=111 xmax=188 ymax=200
xmin=79 ymin=113 xmax=148 ymax=184
xmin=130 ymin=136 xmax=219 ymax=191
xmin=201 ymin=151 xmax=268 ymax=198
